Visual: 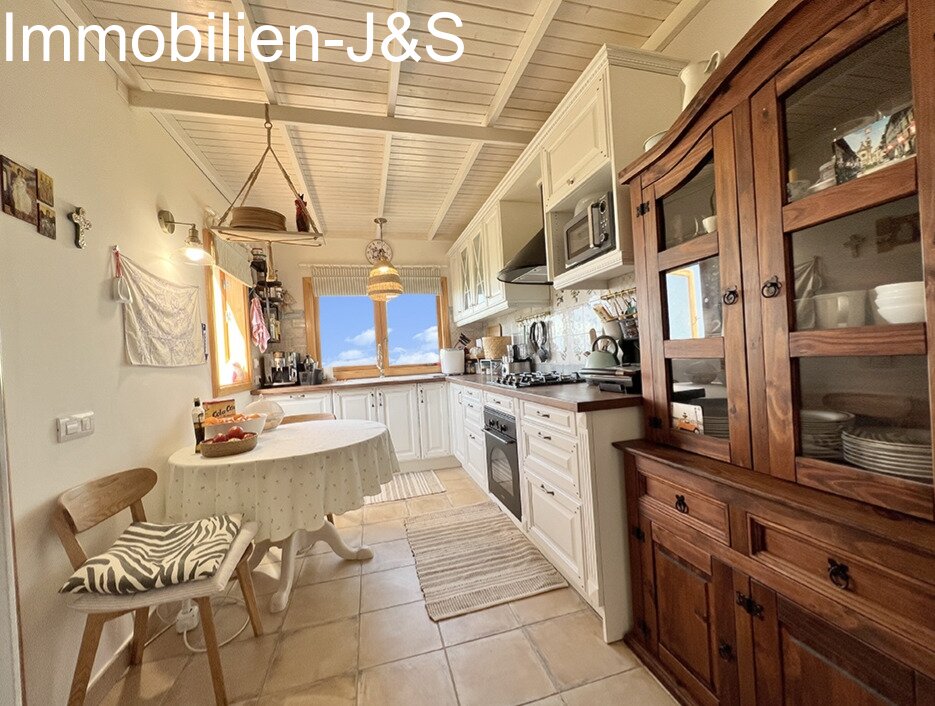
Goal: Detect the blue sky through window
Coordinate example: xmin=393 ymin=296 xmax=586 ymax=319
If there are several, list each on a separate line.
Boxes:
xmin=319 ymin=294 xmax=440 ymax=368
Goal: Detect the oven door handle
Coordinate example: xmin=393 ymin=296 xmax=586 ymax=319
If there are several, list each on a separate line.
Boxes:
xmin=483 ymin=427 xmax=516 ymax=445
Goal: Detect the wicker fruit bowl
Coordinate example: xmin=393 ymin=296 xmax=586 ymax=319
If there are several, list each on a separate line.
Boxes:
xmin=201 ymin=432 xmax=258 ymax=458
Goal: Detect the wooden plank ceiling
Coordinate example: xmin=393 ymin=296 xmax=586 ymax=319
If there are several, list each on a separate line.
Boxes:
xmin=86 ymin=0 xmax=685 ymax=240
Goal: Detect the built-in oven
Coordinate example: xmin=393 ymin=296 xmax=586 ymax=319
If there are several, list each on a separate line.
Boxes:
xmin=483 ymin=406 xmax=521 ymax=521
xmin=563 ymin=190 xmax=615 ymax=269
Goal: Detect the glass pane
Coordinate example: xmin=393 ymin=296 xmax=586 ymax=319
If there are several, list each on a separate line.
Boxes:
xmin=212 ymin=270 xmax=250 ymax=386
xmin=785 ymin=23 xmax=914 ymax=202
xmin=460 ymin=248 xmax=471 ymax=309
xmin=797 ymin=356 xmax=931 ymax=485
xmin=472 ymin=234 xmax=487 ymax=305
xmin=386 ymin=293 xmax=440 ymax=366
xmin=319 ymin=296 xmax=377 ymax=368
xmin=792 ymin=197 xmax=923 ymax=330
xmin=659 ymin=155 xmax=716 ymax=249
xmin=669 ymin=358 xmax=729 ymax=439
xmin=665 ymin=256 xmax=723 ymax=339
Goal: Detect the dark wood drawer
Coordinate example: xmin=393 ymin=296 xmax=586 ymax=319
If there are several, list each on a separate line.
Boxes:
xmin=747 ymin=515 xmax=935 ymax=645
xmin=638 ymin=468 xmax=729 ymax=545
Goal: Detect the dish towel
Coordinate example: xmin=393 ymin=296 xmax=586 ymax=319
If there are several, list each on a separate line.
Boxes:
xmin=251 ymin=295 xmax=270 ymax=352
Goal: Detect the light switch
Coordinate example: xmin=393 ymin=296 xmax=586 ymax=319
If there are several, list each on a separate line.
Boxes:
xmin=57 ymin=412 xmax=95 ymax=442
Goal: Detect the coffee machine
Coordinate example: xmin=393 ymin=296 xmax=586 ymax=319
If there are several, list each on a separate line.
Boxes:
xmin=261 ymin=352 xmax=299 ymax=387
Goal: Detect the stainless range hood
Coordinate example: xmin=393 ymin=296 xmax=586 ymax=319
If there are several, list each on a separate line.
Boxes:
xmin=498 ymin=229 xmax=550 ymax=285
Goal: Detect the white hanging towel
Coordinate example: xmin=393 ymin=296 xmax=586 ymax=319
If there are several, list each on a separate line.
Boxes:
xmin=118 ymin=255 xmax=204 ymax=367
xmin=250 ymin=295 xmax=270 ymax=353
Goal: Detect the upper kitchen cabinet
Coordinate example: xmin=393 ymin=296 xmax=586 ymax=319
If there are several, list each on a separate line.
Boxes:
xmin=621 ymin=0 xmax=935 ymax=520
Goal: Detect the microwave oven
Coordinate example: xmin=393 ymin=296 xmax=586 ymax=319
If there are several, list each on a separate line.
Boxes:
xmin=563 ymin=191 xmax=615 ymax=269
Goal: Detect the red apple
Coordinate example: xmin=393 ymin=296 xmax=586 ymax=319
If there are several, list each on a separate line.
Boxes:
xmin=226 ymin=426 xmax=246 ymax=440
xmin=210 ymin=432 xmax=228 ymax=444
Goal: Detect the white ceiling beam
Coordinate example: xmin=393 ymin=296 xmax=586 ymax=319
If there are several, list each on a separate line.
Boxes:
xmin=228 ymin=0 xmax=325 ymax=234
xmin=426 ymin=142 xmax=483 ymax=241
xmin=386 ymin=0 xmax=408 ymax=117
xmin=484 ymin=0 xmax=563 ymax=126
xmin=128 ymin=91 xmax=537 ymax=146
xmin=376 ymin=134 xmax=393 ymax=224
xmin=642 ymin=0 xmax=712 ymax=52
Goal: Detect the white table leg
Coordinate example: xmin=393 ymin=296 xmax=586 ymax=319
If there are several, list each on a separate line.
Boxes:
xmin=268 ymin=521 xmax=374 ymax=613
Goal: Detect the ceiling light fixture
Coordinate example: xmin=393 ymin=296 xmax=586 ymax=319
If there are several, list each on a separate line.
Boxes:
xmin=158 ymin=210 xmax=216 ymax=266
xmin=367 ymin=217 xmax=403 ymax=302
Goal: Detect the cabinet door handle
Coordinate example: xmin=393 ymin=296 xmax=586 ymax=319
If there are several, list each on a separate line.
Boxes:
xmin=717 ymin=641 xmax=734 ymax=661
xmin=827 ymin=559 xmax=851 ymax=590
xmin=537 ymin=431 xmax=552 ymax=440
xmin=674 ymin=494 xmax=689 ymax=514
xmin=540 ymin=484 xmax=555 ymax=496
xmin=537 ymin=411 xmax=551 ymax=418
xmin=567 ymin=177 xmax=576 ymax=185
xmin=722 ymin=286 xmax=739 ymax=305
xmin=761 ymin=275 xmax=782 ymax=298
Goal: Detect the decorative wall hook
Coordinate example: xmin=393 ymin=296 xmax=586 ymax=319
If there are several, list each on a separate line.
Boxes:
xmin=69 ymin=207 xmax=91 ymax=249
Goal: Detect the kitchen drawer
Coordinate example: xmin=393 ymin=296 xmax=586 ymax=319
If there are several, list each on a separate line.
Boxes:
xmin=522 ymin=426 xmax=580 ymax=499
xmin=525 ymin=470 xmax=585 ymax=588
xmin=266 ymin=391 xmax=334 ymax=416
xmin=459 ymin=385 xmax=482 ymax=404
xmin=521 ymin=400 xmax=577 ymax=437
xmin=748 ymin=515 xmax=935 ymax=641
xmin=484 ymin=390 xmax=516 ymax=415
xmin=638 ymin=470 xmax=729 ymax=545
xmin=465 ymin=397 xmax=484 ymax=430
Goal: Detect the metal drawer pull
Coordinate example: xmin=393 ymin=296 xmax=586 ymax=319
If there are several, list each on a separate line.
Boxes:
xmin=827 ymin=559 xmax=851 ymax=590
xmin=722 ymin=286 xmax=739 ymax=305
xmin=717 ymin=642 xmax=734 ymax=661
xmin=538 ymin=411 xmax=550 ymax=418
xmin=761 ymin=275 xmax=782 ymax=298
xmin=540 ymin=484 xmax=555 ymax=496
xmin=537 ymin=431 xmax=552 ymax=440
xmin=674 ymin=495 xmax=689 ymax=514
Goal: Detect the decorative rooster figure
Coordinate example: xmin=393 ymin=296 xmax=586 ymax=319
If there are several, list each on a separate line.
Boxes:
xmin=295 ymin=193 xmax=311 ymax=232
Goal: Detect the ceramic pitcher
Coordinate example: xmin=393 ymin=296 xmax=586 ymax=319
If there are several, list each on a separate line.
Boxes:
xmin=679 ymin=51 xmax=721 ymax=108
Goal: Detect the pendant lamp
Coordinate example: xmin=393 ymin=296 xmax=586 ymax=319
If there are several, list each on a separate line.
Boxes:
xmin=367 ymin=217 xmax=403 ymax=302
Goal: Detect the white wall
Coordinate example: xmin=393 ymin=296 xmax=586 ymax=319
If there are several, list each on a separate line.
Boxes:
xmin=0 ymin=0 xmax=238 ymax=702
xmin=663 ymin=0 xmax=778 ymax=63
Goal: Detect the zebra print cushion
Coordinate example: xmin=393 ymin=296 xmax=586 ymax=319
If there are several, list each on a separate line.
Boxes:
xmin=60 ymin=514 xmax=243 ymax=595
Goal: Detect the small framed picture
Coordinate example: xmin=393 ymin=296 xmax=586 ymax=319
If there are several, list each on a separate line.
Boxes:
xmin=36 ymin=169 xmax=54 ymax=206
xmin=37 ymin=202 xmax=56 ymax=240
xmin=1 ymin=157 xmax=38 ymax=226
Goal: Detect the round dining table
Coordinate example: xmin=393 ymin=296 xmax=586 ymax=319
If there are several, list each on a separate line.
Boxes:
xmin=166 ymin=419 xmax=399 ymax=611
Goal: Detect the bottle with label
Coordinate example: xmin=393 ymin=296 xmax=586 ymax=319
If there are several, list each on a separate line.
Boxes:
xmin=192 ymin=397 xmax=206 ymax=452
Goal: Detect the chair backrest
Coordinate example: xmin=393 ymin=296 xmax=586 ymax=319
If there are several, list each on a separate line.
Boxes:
xmin=282 ymin=413 xmax=336 ymax=424
xmin=52 ymin=468 xmax=157 ymax=569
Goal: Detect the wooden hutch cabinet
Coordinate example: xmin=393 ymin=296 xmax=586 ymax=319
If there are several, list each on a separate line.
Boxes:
xmin=617 ymin=0 xmax=935 ymax=703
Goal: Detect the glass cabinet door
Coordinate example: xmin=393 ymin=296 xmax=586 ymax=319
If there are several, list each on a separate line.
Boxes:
xmin=752 ymin=18 xmax=934 ymax=519
xmin=642 ymin=117 xmax=752 ymax=468
xmin=459 ymin=246 xmax=473 ymax=312
xmin=471 ymin=230 xmax=487 ymax=308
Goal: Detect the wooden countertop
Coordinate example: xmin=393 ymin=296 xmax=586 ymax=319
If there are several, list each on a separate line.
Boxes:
xmin=449 ymin=374 xmax=642 ymax=413
xmin=254 ymin=373 xmax=642 ymax=413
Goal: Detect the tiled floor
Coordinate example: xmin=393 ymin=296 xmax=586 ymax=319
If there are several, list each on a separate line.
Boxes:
xmin=97 ymin=467 xmax=676 ymax=706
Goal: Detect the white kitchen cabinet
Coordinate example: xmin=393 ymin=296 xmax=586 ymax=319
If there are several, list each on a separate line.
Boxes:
xmin=465 ymin=427 xmax=486 ymax=488
xmin=541 ymin=77 xmax=609 ymax=211
xmin=524 ymin=470 xmax=585 ymax=589
xmin=449 ymin=385 xmax=466 ymax=464
xmin=376 ymin=385 xmax=421 ymax=462
xmin=418 ymin=383 xmax=449 ymax=459
xmin=264 ymin=390 xmax=333 ymax=416
xmin=333 ymin=389 xmax=377 ymax=422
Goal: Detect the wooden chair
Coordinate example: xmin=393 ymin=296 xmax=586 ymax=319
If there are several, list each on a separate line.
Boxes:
xmin=281 ymin=412 xmax=336 ymax=423
xmin=52 ymin=468 xmax=264 ymax=706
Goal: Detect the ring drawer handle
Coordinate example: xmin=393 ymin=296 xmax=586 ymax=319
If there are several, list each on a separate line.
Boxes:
xmin=761 ymin=275 xmax=782 ymax=299
xmin=722 ymin=286 xmax=739 ymax=305
xmin=540 ymin=484 xmax=555 ymax=496
xmin=674 ymin=495 xmax=689 ymax=514
xmin=827 ymin=559 xmax=851 ymax=590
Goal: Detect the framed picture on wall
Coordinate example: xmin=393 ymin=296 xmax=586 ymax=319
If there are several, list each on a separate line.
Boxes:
xmin=1 ymin=156 xmax=39 ymax=226
xmin=37 ymin=202 xmax=56 ymax=240
xmin=36 ymin=169 xmax=54 ymax=206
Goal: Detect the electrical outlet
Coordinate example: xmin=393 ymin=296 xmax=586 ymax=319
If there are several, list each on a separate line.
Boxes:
xmin=175 ymin=602 xmax=200 ymax=634
xmin=56 ymin=412 xmax=94 ymax=442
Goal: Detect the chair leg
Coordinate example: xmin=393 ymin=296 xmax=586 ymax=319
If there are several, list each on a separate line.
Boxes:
xmin=68 ymin=614 xmax=107 ymax=706
xmin=235 ymin=556 xmax=264 ymax=637
xmin=130 ymin=608 xmax=149 ymax=665
xmin=195 ymin=597 xmax=228 ymax=706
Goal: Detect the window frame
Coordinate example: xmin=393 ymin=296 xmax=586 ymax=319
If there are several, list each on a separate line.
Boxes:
xmin=303 ymin=276 xmax=451 ymax=381
xmin=204 ymin=232 xmax=254 ymax=396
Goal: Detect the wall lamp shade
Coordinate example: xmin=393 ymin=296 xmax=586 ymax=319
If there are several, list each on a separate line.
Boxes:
xmin=367 ymin=259 xmax=404 ymax=301
xmin=158 ymin=210 xmax=216 ymax=266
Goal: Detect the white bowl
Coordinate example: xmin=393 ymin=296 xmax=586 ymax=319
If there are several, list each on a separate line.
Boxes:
xmin=204 ymin=414 xmax=267 ymax=439
xmin=244 ymin=400 xmax=285 ymax=431
xmin=874 ymin=281 xmax=924 ymax=297
xmin=875 ymin=303 xmax=925 ymax=324
xmin=875 ymin=292 xmax=924 ymax=307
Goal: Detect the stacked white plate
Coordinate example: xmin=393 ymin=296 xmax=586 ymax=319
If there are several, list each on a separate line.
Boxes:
xmin=694 ymin=397 xmax=729 ymax=439
xmin=873 ymin=281 xmax=925 ymax=324
xmin=800 ymin=409 xmax=853 ymax=460
xmin=842 ymin=426 xmax=932 ymax=483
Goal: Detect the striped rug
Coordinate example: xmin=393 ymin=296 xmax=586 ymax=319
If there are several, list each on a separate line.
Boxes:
xmin=364 ymin=471 xmax=445 ymax=504
xmin=405 ymin=502 xmax=568 ymax=620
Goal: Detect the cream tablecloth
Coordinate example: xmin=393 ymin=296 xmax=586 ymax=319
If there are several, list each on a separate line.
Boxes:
xmin=166 ymin=420 xmax=398 ymax=542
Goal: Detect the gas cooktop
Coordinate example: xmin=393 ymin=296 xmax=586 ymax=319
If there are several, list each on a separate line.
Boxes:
xmin=492 ymin=371 xmax=583 ymax=388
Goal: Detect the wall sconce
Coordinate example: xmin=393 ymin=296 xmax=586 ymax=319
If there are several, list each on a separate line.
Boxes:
xmin=158 ymin=209 xmax=215 ymax=266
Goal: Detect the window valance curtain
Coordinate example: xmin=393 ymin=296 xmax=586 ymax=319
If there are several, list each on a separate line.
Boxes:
xmin=308 ymin=265 xmax=445 ymax=296
xmin=213 ymin=236 xmax=253 ymax=286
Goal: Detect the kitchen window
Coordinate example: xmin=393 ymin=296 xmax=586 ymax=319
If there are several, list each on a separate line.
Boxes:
xmin=205 ymin=266 xmax=254 ymax=396
xmin=304 ymin=273 xmax=450 ymax=380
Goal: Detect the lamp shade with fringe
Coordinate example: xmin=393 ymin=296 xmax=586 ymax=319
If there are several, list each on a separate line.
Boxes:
xmin=367 ymin=259 xmax=404 ymax=301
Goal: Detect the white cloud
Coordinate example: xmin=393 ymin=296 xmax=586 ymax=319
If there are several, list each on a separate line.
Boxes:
xmin=393 ymin=351 xmax=441 ymax=365
xmin=346 ymin=328 xmax=376 ymax=346
xmin=338 ymin=349 xmax=364 ymax=360
xmin=413 ymin=325 xmax=438 ymax=345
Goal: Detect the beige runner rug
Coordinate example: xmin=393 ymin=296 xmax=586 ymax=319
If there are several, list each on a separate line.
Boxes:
xmin=406 ymin=502 xmax=568 ymax=620
xmin=364 ymin=471 xmax=445 ymax=504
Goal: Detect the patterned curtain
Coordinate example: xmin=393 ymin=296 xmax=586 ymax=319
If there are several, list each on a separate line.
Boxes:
xmin=308 ymin=265 xmax=444 ymax=296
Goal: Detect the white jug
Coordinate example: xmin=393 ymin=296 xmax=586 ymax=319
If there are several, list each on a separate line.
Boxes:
xmin=679 ymin=51 xmax=721 ymax=109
